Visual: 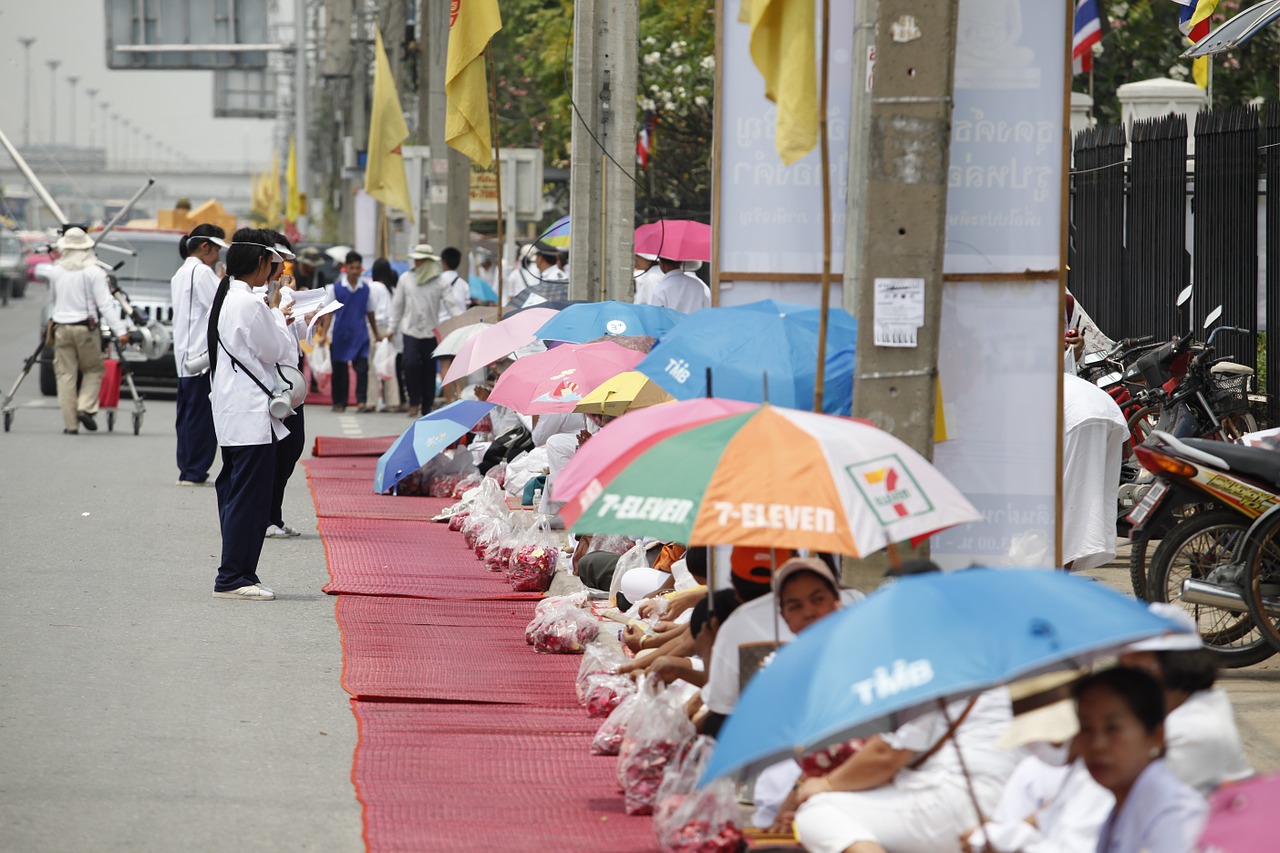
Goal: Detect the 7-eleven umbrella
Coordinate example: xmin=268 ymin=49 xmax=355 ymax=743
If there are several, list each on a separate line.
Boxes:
xmin=487 ymin=340 xmax=646 ymax=414
xmin=570 ymin=404 xmax=981 ymax=557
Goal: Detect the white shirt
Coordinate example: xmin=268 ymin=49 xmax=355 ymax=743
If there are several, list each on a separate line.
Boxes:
xmin=1062 ymin=373 xmax=1128 ymax=570
xmin=882 ymin=688 xmax=1018 ymax=793
xmin=968 ymin=757 xmax=1113 ymax=853
xmin=633 ymin=265 xmax=665 ymax=305
xmin=209 ymin=279 xmax=298 ymax=446
xmin=171 ymin=257 xmax=221 ymax=377
xmin=532 ymin=411 xmax=585 ymax=447
xmin=1164 ymin=688 xmax=1253 ymax=794
xmin=650 ymin=268 xmax=710 ymax=314
xmin=505 ymin=264 xmax=537 ymax=303
xmin=366 ymin=278 xmax=392 ymax=333
xmin=701 ymin=588 xmax=865 ymax=715
xmin=438 ymin=270 xmax=469 ymax=323
xmin=389 ymin=270 xmax=446 ymax=340
xmin=49 ymin=264 xmax=126 ymax=335
xmin=1094 ymin=759 xmax=1207 ymax=853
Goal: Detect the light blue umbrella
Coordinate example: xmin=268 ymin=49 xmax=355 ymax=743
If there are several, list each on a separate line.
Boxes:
xmin=534 ymin=300 xmax=684 ymax=343
xmin=701 ymin=568 xmax=1193 ymax=785
xmin=635 ymin=299 xmax=858 ymax=415
xmin=374 ymin=400 xmax=495 ymax=494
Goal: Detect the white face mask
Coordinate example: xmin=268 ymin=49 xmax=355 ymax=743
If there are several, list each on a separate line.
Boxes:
xmin=1025 ymin=740 xmax=1071 ymax=767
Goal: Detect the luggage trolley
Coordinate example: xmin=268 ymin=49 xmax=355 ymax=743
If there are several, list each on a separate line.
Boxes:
xmin=1 ymin=336 xmax=46 ymax=432
xmin=2 ymin=331 xmax=146 ymax=434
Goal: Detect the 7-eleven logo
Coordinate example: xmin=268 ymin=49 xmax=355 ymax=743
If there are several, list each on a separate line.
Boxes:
xmin=847 ymin=455 xmax=935 ymax=526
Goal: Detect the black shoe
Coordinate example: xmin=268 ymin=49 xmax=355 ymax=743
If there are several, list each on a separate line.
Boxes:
xmin=63 ymin=428 xmax=79 ymax=435
xmin=77 ymin=411 xmax=98 ymax=432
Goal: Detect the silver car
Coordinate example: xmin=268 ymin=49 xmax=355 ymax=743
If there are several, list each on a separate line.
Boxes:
xmin=0 ymin=229 xmax=25 ymax=304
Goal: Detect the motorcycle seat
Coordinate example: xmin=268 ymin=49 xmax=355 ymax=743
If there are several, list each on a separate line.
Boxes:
xmin=1184 ymin=438 xmax=1280 ymax=487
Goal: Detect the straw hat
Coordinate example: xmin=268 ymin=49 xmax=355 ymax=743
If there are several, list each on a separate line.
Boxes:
xmin=996 ymin=669 xmax=1085 ymax=751
xmin=409 ymin=243 xmax=440 ymax=260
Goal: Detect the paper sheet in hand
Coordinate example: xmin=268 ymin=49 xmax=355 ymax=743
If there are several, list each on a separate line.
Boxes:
xmin=283 ymin=288 xmax=331 ymax=313
xmin=307 ymin=299 xmax=343 ymax=335
xmin=873 ymin=277 xmax=925 ymax=347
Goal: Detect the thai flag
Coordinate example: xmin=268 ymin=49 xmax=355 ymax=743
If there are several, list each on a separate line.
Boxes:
xmin=636 ymin=113 xmax=654 ymax=167
xmin=1073 ymin=0 xmax=1104 ymax=74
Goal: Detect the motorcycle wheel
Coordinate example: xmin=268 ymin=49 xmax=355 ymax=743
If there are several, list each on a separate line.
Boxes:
xmin=1242 ymin=510 xmax=1280 ymax=656
xmin=1147 ymin=509 xmax=1276 ymax=668
xmin=1216 ymin=412 xmax=1257 ymax=443
xmin=1128 ymin=535 xmax=1152 ymax=600
xmin=1127 ymin=404 xmax=1161 ymax=450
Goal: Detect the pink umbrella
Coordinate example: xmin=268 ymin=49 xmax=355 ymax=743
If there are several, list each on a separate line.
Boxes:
xmin=553 ymin=397 xmax=756 ymax=526
xmin=441 ymin=307 xmax=559 ymax=385
xmin=634 ymin=220 xmax=712 ymax=262
xmin=486 ymin=340 xmax=646 ymax=415
xmin=1197 ymin=772 xmax=1279 ymax=852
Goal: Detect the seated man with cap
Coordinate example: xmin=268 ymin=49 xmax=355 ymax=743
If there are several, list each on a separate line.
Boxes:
xmin=962 ymin=670 xmax=1112 ymax=853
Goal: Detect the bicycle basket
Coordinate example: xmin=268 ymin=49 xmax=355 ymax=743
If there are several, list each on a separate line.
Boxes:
xmin=1210 ymin=373 xmax=1250 ymax=414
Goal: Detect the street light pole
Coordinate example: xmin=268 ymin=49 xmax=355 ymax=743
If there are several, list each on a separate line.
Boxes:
xmin=101 ymin=103 xmax=110 ymax=165
xmin=46 ymin=59 xmax=61 ymax=144
xmin=18 ymin=37 xmax=35 ymax=148
xmin=67 ymin=75 xmax=80 ymax=148
xmin=86 ymin=89 xmax=99 ymax=149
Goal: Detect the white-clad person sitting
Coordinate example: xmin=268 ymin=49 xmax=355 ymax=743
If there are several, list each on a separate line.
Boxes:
xmin=204 ymin=228 xmax=302 ymax=601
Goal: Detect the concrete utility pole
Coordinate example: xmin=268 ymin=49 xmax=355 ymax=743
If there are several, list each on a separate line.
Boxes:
xmin=294 ymin=0 xmax=310 ymax=234
xmin=849 ymin=0 xmax=959 ymax=570
xmin=842 ymin=0 xmax=878 ymax=319
xmin=18 ymin=38 xmax=35 ymax=148
xmin=567 ymin=0 xmax=637 ymax=303
xmin=422 ymin=0 xmax=469 ymax=254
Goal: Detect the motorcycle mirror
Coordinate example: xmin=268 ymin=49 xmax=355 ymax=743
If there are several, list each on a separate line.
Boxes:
xmin=1176 ymin=284 xmax=1194 ymax=306
xmin=1204 ymin=305 xmax=1223 ymax=329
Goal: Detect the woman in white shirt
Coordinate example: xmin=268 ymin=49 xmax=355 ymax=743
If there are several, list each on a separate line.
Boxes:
xmin=1073 ymin=667 xmax=1207 ymax=853
xmin=170 ymin=224 xmax=227 ymax=485
xmin=205 ymin=228 xmax=300 ymax=601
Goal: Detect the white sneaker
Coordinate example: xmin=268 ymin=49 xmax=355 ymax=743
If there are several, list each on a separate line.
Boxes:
xmin=176 ymin=479 xmax=211 ymax=487
xmin=265 ymin=524 xmax=301 ymax=538
xmin=212 ymin=584 xmax=275 ymax=601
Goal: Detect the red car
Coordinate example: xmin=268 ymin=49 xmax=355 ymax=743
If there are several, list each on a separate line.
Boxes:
xmin=17 ymin=231 xmax=53 ymax=293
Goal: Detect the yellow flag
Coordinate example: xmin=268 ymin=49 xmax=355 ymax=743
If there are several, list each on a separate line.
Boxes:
xmin=365 ymin=27 xmax=414 ymax=221
xmin=739 ymin=0 xmax=818 ymax=165
xmin=446 ymin=0 xmax=503 ymax=167
xmin=285 ymin=136 xmax=302 ymax=222
xmin=1192 ymin=56 xmax=1209 ymax=89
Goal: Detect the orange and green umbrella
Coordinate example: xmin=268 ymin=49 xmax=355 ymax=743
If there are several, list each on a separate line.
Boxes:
xmin=570 ymin=404 xmax=980 ymax=557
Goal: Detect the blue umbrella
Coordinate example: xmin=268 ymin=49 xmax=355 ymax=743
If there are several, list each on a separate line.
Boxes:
xmin=635 ymin=299 xmax=858 ymax=415
xmin=534 ymin=300 xmax=684 ymax=343
xmin=701 ymin=568 xmax=1193 ymax=785
xmin=468 ymin=274 xmax=499 ymax=303
xmin=374 ymin=400 xmax=495 ymax=493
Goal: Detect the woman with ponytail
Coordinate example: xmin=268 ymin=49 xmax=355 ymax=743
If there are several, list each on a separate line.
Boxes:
xmin=170 ymin=223 xmax=228 ymax=485
xmin=205 ymin=228 xmax=299 ymax=601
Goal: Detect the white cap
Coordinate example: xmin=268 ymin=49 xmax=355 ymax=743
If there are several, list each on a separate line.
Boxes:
xmin=1124 ymin=602 xmax=1204 ymax=652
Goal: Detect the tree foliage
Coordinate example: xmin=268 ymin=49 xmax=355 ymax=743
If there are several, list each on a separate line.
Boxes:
xmin=1083 ymin=0 xmax=1280 ymax=127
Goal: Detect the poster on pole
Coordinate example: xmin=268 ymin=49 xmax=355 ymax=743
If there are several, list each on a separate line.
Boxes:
xmin=714 ymin=0 xmax=853 ymax=306
xmin=931 ymin=0 xmax=1067 ymax=569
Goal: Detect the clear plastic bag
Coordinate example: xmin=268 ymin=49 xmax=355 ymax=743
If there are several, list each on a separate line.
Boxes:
xmin=618 ymin=681 xmax=696 ymax=815
xmin=452 ymin=472 xmax=483 ymax=500
xmin=591 ymin=686 xmax=643 ymax=756
xmin=584 ymin=673 xmax=637 ymax=719
xmin=653 ymin=736 xmax=743 ymax=853
xmin=576 ymin=643 xmax=628 ymax=705
xmin=506 ymin=522 xmax=561 ymax=593
xmin=527 ymin=599 xmax=598 ymax=654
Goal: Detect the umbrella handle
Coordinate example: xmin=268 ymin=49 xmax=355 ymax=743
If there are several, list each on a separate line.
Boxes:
xmin=939 ymin=698 xmax=995 ymax=853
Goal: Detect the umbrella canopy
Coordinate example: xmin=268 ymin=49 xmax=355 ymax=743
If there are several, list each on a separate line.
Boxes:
xmin=701 ymin=568 xmax=1195 ymax=784
xmin=468 ymin=275 xmax=499 ymax=303
xmin=634 ymin=220 xmax=712 ymax=262
xmin=535 ymin=300 xmax=683 ymax=343
xmin=507 ymin=280 xmax=570 ymax=308
xmin=538 ymin=215 xmax=571 ymax=249
xmin=502 ymin=299 xmax=587 ymax=318
xmin=635 ymin=299 xmax=858 ymax=415
xmin=486 ymin=340 xmax=646 ymax=414
xmin=441 ymin=307 xmax=560 ymax=385
xmin=553 ymin=398 xmax=757 ymax=520
xmin=1183 ymin=0 xmax=1280 ymax=57
xmin=572 ymin=371 xmax=675 ymax=418
xmin=374 ymin=400 xmax=495 ymax=493
xmin=436 ymin=305 xmax=497 ymax=341
xmin=1196 ymin=771 xmax=1279 ymax=852
xmin=569 ymin=403 xmax=980 ymax=555
xmin=434 ymin=322 xmax=489 ymax=358
xmin=584 ymin=333 xmax=658 ymax=353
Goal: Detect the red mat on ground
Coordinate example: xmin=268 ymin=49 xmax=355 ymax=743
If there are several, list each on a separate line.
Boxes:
xmin=311 ymin=434 xmax=398 ymax=457
xmin=303 ymin=457 xmax=378 ymax=480
xmin=310 ymin=480 xmax=448 ymax=521
xmin=318 ymin=517 xmax=542 ymax=600
xmin=337 ymin=596 xmax=581 ymax=704
xmin=351 ymin=701 xmax=656 ymax=853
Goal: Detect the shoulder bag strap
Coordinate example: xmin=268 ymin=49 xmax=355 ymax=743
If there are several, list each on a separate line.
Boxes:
xmin=216 ymin=338 xmax=275 ymax=400
xmin=907 ymin=696 xmax=979 ymax=771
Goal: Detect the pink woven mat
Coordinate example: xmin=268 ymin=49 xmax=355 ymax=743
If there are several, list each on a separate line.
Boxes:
xmin=351 ymin=701 xmax=657 ymax=853
xmin=310 ymin=479 xmax=449 ymax=521
xmin=318 ymin=517 xmax=541 ymax=600
xmin=311 ymin=434 xmax=399 ymax=458
xmin=337 ymin=597 xmax=581 ymax=704
xmin=304 ymin=457 xmax=378 ymax=480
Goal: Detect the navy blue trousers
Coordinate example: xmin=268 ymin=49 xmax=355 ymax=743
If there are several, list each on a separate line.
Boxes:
xmin=330 ymin=357 xmax=368 ymax=407
xmin=175 ymin=373 xmax=217 ymax=483
xmin=270 ymin=406 xmax=305 ymax=529
xmin=401 ymin=335 xmax=437 ymax=412
xmin=214 ymin=441 xmax=275 ymax=592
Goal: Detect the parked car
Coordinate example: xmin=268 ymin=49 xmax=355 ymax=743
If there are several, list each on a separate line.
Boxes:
xmin=17 ymin=231 xmax=52 ymax=293
xmin=39 ymin=227 xmax=187 ymax=395
xmin=0 ymin=228 xmax=27 ymax=302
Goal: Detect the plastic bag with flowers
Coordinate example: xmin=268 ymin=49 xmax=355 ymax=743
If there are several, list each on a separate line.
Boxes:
xmin=575 ymin=642 xmax=628 ymax=704
xmin=526 ymin=598 xmax=598 ymax=654
xmin=653 ymin=736 xmax=743 ymax=853
xmin=617 ymin=681 xmax=696 ymax=815
xmin=505 ymin=521 xmax=561 ymax=592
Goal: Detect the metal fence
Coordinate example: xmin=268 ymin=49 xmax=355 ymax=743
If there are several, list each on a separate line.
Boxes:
xmin=1069 ymin=103 xmax=1277 ymax=422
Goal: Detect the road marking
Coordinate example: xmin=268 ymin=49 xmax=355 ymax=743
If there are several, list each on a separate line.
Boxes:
xmin=339 ymin=415 xmax=362 ymax=436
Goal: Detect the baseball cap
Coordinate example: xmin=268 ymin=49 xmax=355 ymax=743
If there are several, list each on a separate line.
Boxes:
xmin=771 ymin=556 xmax=840 ymax=597
xmin=297 ymin=246 xmax=326 ymax=265
xmin=730 ymin=546 xmax=794 ymax=585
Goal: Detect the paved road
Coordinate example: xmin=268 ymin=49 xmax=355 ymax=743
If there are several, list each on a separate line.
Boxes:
xmin=0 ymin=288 xmax=369 ymax=851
